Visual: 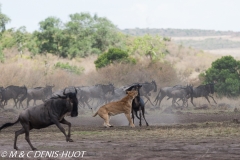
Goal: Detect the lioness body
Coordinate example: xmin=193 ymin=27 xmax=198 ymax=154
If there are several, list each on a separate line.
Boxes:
xmin=93 ymin=90 xmax=138 ymax=127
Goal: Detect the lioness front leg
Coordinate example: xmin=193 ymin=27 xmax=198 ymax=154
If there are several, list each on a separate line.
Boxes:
xmin=125 ymin=113 xmax=135 ymax=127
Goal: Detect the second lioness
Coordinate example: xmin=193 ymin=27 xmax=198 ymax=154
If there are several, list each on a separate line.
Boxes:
xmin=93 ymin=90 xmax=138 ymax=127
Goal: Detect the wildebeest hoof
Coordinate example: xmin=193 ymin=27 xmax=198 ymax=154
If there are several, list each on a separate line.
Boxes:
xmin=109 ymin=125 xmax=114 ymax=127
xmin=67 ymin=138 xmax=74 ymax=142
xmin=14 ymin=147 xmax=19 ymax=150
xmin=32 ymin=148 xmax=37 ymax=151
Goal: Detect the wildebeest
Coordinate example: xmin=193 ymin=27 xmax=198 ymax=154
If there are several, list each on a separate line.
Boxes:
xmin=166 ymin=85 xmax=193 ymax=108
xmin=190 ymin=83 xmax=217 ymax=106
xmin=77 ymin=83 xmax=115 ymax=109
xmin=131 ymin=80 xmax=157 ymax=106
xmin=0 ymin=85 xmax=27 ymax=108
xmin=0 ymin=87 xmax=78 ymax=150
xmin=18 ymin=85 xmax=54 ymax=108
xmin=126 ymin=84 xmax=149 ymax=126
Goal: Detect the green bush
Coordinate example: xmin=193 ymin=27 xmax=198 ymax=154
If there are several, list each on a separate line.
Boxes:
xmin=54 ymin=62 xmax=84 ymax=75
xmin=94 ymin=48 xmax=136 ymax=68
xmin=204 ymin=56 xmax=240 ymax=97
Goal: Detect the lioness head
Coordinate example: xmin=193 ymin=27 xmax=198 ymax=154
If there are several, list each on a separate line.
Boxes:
xmin=126 ymin=90 xmax=138 ymax=99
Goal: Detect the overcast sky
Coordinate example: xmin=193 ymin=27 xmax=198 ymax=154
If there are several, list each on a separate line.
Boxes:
xmin=1 ymin=0 xmax=240 ymax=32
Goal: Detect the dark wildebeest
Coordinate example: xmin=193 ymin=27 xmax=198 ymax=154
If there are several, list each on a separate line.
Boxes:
xmin=0 ymin=87 xmax=78 ymax=150
xmin=18 ymin=85 xmax=54 ymax=108
xmin=191 ymin=83 xmax=217 ymax=106
xmin=131 ymin=80 xmax=157 ymax=106
xmin=0 ymin=86 xmax=4 ymax=107
xmin=165 ymin=85 xmax=193 ymax=108
xmin=126 ymin=84 xmax=149 ymax=126
xmin=78 ymin=83 xmax=115 ymax=109
xmin=0 ymin=85 xmax=27 ymax=108
xmin=154 ymin=85 xmax=193 ymax=107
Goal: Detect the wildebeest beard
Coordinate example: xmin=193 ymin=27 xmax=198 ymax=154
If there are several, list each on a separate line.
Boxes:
xmin=71 ymin=98 xmax=78 ymax=117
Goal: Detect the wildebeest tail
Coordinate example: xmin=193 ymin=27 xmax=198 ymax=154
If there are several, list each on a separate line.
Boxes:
xmin=0 ymin=118 xmax=19 ymax=131
xmin=92 ymin=111 xmax=98 ymax=117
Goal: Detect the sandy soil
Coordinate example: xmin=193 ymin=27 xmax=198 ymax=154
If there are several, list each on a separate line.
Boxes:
xmin=1 ymin=106 xmax=240 ymax=160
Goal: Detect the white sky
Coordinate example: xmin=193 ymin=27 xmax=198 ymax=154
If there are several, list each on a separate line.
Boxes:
xmin=1 ymin=0 xmax=240 ymax=33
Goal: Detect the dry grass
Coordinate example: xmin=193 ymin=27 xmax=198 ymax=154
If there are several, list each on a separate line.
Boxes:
xmin=0 ymin=41 xmax=235 ymax=92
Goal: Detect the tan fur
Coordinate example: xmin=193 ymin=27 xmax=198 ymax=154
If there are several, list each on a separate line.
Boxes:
xmin=93 ymin=90 xmax=138 ymax=127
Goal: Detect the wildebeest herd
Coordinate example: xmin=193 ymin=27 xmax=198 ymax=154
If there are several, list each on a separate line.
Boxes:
xmin=0 ymin=81 xmax=216 ymax=150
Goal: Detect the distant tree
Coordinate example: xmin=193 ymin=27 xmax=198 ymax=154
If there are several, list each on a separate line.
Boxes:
xmin=204 ymin=56 xmax=240 ymax=97
xmin=127 ymin=34 xmax=167 ymax=61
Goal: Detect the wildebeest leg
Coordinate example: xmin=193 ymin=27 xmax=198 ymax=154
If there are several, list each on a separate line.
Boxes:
xmin=125 ymin=113 xmax=135 ymax=127
xmin=52 ymin=120 xmax=71 ymax=142
xmin=204 ymin=96 xmax=211 ymax=105
xmin=60 ymin=118 xmax=73 ymax=142
xmin=208 ymin=95 xmax=217 ymax=104
xmin=142 ymin=107 xmax=149 ymax=126
xmin=139 ymin=108 xmax=142 ymax=126
xmin=14 ymin=128 xmax=25 ymax=150
xmin=143 ymin=95 xmax=155 ymax=106
xmin=131 ymin=108 xmax=135 ymax=125
xmin=13 ymin=99 xmax=18 ymax=108
xmin=21 ymin=124 xmax=36 ymax=150
xmin=190 ymin=97 xmax=196 ymax=107
xmin=26 ymin=98 xmax=31 ymax=108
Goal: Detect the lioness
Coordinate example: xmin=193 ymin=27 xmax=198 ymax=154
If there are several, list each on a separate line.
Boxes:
xmin=93 ymin=90 xmax=138 ymax=127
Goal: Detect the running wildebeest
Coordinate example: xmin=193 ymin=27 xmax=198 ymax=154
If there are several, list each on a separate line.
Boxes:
xmin=18 ymin=85 xmax=54 ymax=108
xmin=166 ymin=85 xmax=193 ymax=108
xmin=0 ymin=85 xmax=27 ymax=108
xmin=126 ymin=84 xmax=149 ymax=126
xmin=0 ymin=87 xmax=78 ymax=150
xmin=78 ymin=83 xmax=115 ymax=109
xmin=190 ymin=83 xmax=217 ymax=106
xmin=154 ymin=85 xmax=193 ymax=107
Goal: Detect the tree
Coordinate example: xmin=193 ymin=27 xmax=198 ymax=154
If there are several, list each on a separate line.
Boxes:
xmin=204 ymin=56 xmax=240 ymax=97
xmin=34 ymin=17 xmax=64 ymax=56
xmin=13 ymin=26 xmax=29 ymax=55
xmin=127 ymin=34 xmax=167 ymax=61
xmin=0 ymin=5 xmax=11 ymax=34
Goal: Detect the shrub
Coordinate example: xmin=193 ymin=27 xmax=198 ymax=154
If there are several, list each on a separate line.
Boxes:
xmin=54 ymin=62 xmax=84 ymax=75
xmin=204 ymin=56 xmax=240 ymax=97
xmin=94 ymin=48 xmax=136 ymax=68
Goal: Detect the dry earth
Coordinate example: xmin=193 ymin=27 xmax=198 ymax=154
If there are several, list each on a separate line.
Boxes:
xmin=1 ymin=105 xmax=240 ymax=160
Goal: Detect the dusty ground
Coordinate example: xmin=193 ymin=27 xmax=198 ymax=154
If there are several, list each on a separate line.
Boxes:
xmin=1 ymin=105 xmax=240 ymax=160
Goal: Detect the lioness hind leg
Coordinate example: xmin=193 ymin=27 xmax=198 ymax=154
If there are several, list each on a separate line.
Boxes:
xmin=100 ymin=114 xmax=112 ymax=128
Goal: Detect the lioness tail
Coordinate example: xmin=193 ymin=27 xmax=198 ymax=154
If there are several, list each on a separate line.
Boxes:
xmin=92 ymin=111 xmax=98 ymax=117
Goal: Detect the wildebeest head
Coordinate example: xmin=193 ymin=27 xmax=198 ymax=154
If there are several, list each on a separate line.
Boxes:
xmin=186 ymin=84 xmax=194 ymax=96
xmin=126 ymin=84 xmax=142 ymax=95
xmin=152 ymin=80 xmax=157 ymax=92
xmin=63 ymin=88 xmax=78 ymax=117
xmin=207 ymin=83 xmax=215 ymax=94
